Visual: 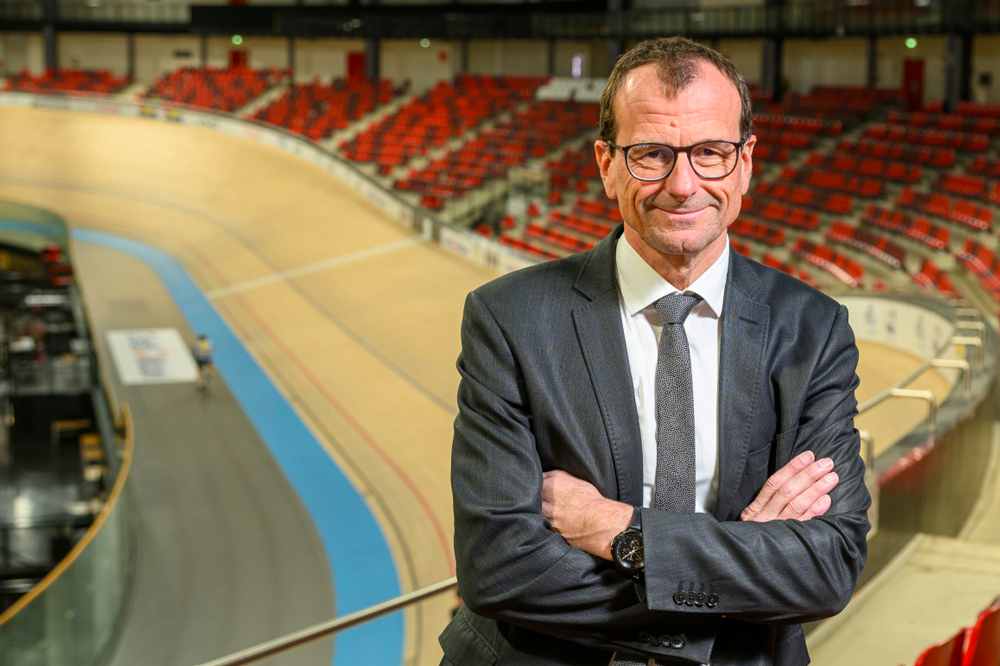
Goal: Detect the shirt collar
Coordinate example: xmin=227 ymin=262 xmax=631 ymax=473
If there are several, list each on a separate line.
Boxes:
xmin=615 ymin=233 xmax=729 ymax=318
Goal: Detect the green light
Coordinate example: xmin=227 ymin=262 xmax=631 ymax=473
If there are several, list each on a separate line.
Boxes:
xmin=232 ymin=35 xmax=243 ymax=46
xmin=906 ymin=38 xmax=917 ymax=49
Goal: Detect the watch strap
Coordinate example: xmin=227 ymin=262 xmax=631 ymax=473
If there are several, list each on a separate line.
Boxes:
xmin=629 ymin=506 xmax=642 ymax=533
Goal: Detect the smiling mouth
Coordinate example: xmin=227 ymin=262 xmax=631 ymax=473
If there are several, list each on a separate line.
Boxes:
xmin=655 ymin=207 xmax=707 ymax=220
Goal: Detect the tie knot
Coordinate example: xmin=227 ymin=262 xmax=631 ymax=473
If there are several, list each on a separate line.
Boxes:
xmin=655 ymin=292 xmax=702 ymax=325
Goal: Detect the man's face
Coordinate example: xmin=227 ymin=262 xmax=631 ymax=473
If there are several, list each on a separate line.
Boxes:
xmin=596 ymin=62 xmax=755 ymax=269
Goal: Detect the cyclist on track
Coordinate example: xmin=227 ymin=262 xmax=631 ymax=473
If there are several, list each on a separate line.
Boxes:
xmin=192 ymin=334 xmax=214 ymax=390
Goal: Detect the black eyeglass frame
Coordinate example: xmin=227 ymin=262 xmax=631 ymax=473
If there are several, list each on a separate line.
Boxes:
xmin=605 ymin=137 xmax=750 ymax=182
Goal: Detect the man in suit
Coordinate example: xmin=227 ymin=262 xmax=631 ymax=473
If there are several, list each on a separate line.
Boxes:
xmin=440 ymin=37 xmax=870 ymax=665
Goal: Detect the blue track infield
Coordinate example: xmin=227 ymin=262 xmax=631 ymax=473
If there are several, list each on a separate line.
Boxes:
xmin=71 ymin=227 xmax=403 ymax=666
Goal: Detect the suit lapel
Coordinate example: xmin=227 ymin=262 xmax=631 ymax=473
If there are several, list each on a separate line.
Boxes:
xmin=713 ymin=251 xmax=769 ymax=521
xmin=572 ymin=227 xmax=644 ymax=506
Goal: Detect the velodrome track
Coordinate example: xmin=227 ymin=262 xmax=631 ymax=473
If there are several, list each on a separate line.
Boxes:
xmin=0 ymin=105 xmax=956 ymax=665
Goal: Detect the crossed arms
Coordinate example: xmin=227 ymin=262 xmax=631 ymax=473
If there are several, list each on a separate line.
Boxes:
xmin=452 ymin=287 xmax=870 ymax=660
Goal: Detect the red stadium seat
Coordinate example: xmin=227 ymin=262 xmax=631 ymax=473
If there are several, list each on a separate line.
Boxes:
xmin=914 ymin=628 xmax=969 ymax=666
xmin=963 ymin=598 xmax=1000 ymax=666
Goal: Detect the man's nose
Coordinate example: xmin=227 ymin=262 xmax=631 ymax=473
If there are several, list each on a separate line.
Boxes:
xmin=661 ymin=152 xmax=699 ymax=199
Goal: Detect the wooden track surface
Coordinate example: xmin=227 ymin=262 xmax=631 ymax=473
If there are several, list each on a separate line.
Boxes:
xmin=0 ymin=106 xmax=952 ymax=666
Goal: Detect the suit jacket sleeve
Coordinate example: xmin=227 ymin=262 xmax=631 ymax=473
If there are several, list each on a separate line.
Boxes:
xmin=640 ymin=302 xmax=870 ymax=623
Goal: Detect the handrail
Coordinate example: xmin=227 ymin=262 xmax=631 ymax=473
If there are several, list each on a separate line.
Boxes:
xmin=953 ymin=307 xmax=983 ymax=322
xmin=951 ymin=335 xmax=985 ymax=371
xmin=930 ymin=358 xmax=972 ymax=397
xmin=194 ymin=576 xmax=459 ymax=666
xmin=0 ymin=402 xmax=134 ymax=627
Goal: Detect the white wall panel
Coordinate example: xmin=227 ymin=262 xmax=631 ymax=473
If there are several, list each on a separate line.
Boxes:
xmin=134 ymin=34 xmax=200 ymax=82
xmin=58 ymin=33 xmax=128 ymax=74
xmin=381 ymin=39 xmax=457 ymax=92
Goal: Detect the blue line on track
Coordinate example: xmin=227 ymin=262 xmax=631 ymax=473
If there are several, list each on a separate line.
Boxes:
xmin=71 ymin=228 xmax=403 ymax=666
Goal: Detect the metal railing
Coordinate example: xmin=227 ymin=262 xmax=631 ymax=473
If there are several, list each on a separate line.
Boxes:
xmin=194 ymin=577 xmax=458 ymax=666
xmin=855 ymin=304 xmax=990 ymax=473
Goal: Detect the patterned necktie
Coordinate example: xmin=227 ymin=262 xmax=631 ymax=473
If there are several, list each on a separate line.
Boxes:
xmin=613 ymin=292 xmax=702 ymax=666
xmin=652 ymin=292 xmax=702 ymax=513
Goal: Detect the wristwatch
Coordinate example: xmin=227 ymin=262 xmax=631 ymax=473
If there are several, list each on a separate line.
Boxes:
xmin=611 ymin=507 xmax=644 ymax=578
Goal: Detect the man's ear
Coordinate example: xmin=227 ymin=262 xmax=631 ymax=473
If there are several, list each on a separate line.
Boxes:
xmin=739 ymin=135 xmax=756 ymax=195
xmin=595 ymin=140 xmax=618 ymax=200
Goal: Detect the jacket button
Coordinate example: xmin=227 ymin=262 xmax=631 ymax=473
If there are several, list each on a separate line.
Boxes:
xmin=670 ymin=636 xmax=685 ymax=649
xmin=638 ymin=631 xmax=650 ymax=644
xmin=673 ymin=591 xmax=687 ymax=605
xmin=695 ymin=592 xmax=707 ymax=607
xmin=650 ymin=634 xmax=662 ymax=646
xmin=706 ymin=594 xmax=719 ymax=608
xmin=685 ymin=593 xmax=695 ymax=606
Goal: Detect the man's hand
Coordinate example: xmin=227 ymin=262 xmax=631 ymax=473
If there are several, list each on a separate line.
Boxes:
xmin=541 ymin=470 xmax=632 ymax=561
xmin=740 ymin=451 xmax=839 ymax=522
xmin=542 ymin=451 xmax=839 ymax=559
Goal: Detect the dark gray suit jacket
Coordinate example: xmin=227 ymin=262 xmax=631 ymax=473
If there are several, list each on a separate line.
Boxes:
xmin=441 ymin=226 xmax=870 ymax=665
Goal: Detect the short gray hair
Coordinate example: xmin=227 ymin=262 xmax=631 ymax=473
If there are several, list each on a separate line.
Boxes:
xmin=599 ymin=36 xmax=753 ymax=144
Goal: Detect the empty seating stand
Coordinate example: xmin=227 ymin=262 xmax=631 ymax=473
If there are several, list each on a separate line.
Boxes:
xmin=523 ymin=222 xmax=595 ymax=255
xmin=548 ymin=209 xmax=617 ymax=241
xmin=969 ymin=156 xmax=1000 ymax=179
xmin=898 ymin=188 xmax=992 ymax=231
xmin=953 ymin=101 xmax=1000 ymax=118
xmin=546 ymin=139 xmax=601 ymax=185
xmin=752 ymin=130 xmax=814 ymax=150
xmin=755 ymin=114 xmax=843 ymax=137
xmin=861 ymin=205 xmax=950 ymax=251
xmin=791 ymin=238 xmax=865 ymax=288
xmin=394 ymin=100 xmax=598 ymax=207
xmin=826 ymin=221 xmax=905 ymax=268
xmin=253 ymin=78 xmax=406 ymax=142
xmin=752 ymin=181 xmax=853 ymax=214
xmin=956 ymin=238 xmax=1000 ymax=301
xmin=864 ymin=124 xmax=989 ymax=152
xmin=729 ymin=218 xmax=784 ymax=246
xmin=934 ymin=173 xmax=1000 ymax=207
xmin=807 ymin=153 xmax=921 ymax=183
xmin=343 ymin=74 xmax=547 ymax=173
xmin=751 ymin=143 xmax=790 ymax=165
xmin=498 ymin=233 xmax=560 ymax=261
xmin=912 ymin=258 xmax=958 ymax=296
xmin=780 ymin=166 xmax=884 ymax=198
xmin=573 ymin=198 xmax=623 ymax=224
xmin=145 ymin=66 xmax=285 ymax=112
xmin=887 ymin=110 xmax=1000 ymax=136
xmin=762 ymin=86 xmax=901 ymax=124
xmin=5 ymin=68 xmax=130 ymax=94
xmin=740 ymin=197 xmax=820 ymax=230
xmin=838 ymin=138 xmax=956 ymax=168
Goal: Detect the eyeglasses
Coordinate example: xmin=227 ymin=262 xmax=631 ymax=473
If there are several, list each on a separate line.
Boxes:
xmin=606 ymin=138 xmax=748 ymax=181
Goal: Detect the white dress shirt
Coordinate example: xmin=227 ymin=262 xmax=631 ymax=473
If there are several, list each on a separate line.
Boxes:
xmin=615 ymin=235 xmax=729 ymax=514
xmin=609 ymin=236 xmax=728 ymax=666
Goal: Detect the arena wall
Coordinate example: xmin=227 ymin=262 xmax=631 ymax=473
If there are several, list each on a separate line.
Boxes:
xmin=4 ymin=31 xmax=1000 ymax=102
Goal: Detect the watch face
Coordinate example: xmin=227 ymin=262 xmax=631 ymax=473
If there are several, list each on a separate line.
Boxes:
xmin=614 ymin=531 xmax=644 ymax=571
